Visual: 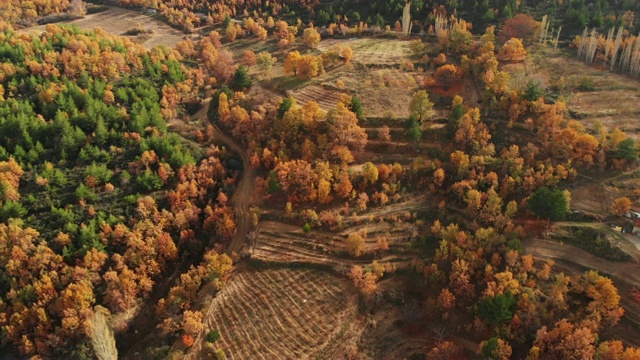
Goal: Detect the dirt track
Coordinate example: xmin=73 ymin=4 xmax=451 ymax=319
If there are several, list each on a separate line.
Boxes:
xmin=192 ymin=91 xmax=255 ymax=256
xmin=524 ymin=238 xmax=640 ymax=346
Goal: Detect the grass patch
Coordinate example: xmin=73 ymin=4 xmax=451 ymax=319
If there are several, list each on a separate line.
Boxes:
xmin=553 ymin=226 xmax=633 ymax=262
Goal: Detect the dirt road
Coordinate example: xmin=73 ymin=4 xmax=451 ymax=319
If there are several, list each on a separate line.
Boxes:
xmin=193 ymin=92 xmax=255 ymax=256
xmin=524 ymin=238 xmax=640 ymax=347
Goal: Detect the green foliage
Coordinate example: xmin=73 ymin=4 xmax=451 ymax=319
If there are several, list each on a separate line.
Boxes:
xmin=206 ymin=329 xmax=221 ymax=343
xmin=578 ymin=77 xmax=596 ymax=92
xmin=523 ymin=80 xmax=544 ymax=101
xmin=616 ymin=138 xmax=638 ymax=161
xmin=303 ymin=223 xmax=311 ymax=233
xmin=75 ymin=184 xmax=97 ymax=202
xmin=553 ymin=226 xmax=633 ymax=262
xmin=267 ymin=170 xmax=281 ymax=194
xmin=137 ymin=169 xmax=164 ymax=191
xmin=528 ymin=187 xmax=568 ymax=221
xmin=85 ymin=162 xmax=113 ymax=184
xmin=404 ymin=115 xmax=422 ymax=143
xmin=231 ymin=66 xmax=252 ymax=91
xmin=477 ymin=293 xmax=516 ymax=326
xmin=350 ymin=96 xmax=365 ymax=121
xmin=277 ymin=97 xmax=295 ymax=119
xmin=0 ymin=201 xmax=28 ymax=221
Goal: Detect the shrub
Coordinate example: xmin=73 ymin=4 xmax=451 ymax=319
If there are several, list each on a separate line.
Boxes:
xmin=206 ymin=329 xmax=221 ymax=343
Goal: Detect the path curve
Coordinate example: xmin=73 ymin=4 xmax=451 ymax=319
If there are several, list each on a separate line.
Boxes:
xmin=193 ymin=91 xmax=255 ymax=256
xmin=524 ymin=238 xmax=640 ymax=336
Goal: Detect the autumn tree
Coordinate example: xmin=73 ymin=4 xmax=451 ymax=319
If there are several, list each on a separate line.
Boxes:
xmin=611 ymin=197 xmax=632 ymax=216
xmin=530 ymin=319 xmax=596 ymax=360
xmin=409 ymin=90 xmax=434 ymax=128
xmin=498 ymin=14 xmax=540 ymax=44
xmin=303 ymin=27 xmax=321 ymax=49
xmin=498 ymin=38 xmax=528 ymax=62
xmin=241 ymin=50 xmax=256 ymax=68
xmin=346 ymin=232 xmax=365 ymax=257
xmin=433 ymin=64 xmax=462 ymax=88
xmin=256 ymin=51 xmax=277 ymax=74
xmin=341 ymin=46 xmax=353 ymax=62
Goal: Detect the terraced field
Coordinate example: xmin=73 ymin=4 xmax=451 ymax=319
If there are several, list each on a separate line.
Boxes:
xmin=188 ymin=268 xmax=362 ymax=359
xmin=291 ymin=85 xmax=345 ymax=111
xmin=317 ymin=38 xmax=411 ymax=65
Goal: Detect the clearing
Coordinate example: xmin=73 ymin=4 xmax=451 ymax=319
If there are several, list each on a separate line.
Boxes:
xmin=18 ymin=7 xmax=186 ymax=50
xmin=504 ymin=46 xmax=640 ymax=140
xmin=317 ymin=38 xmax=412 ymax=65
xmin=187 ymin=267 xmax=362 ymax=359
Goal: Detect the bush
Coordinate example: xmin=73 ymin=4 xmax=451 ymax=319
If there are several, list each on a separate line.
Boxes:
xmin=231 ymin=66 xmax=252 ymax=91
xmin=553 ymin=227 xmax=633 ymax=262
xmin=206 ymin=329 xmax=221 ymax=343
xmin=578 ymin=77 xmax=596 ymax=91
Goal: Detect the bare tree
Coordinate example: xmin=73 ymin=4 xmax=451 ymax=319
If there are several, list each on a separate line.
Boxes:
xmin=402 ymin=2 xmax=412 ymax=36
xmin=68 ymin=0 xmax=87 ymax=16
xmin=90 ymin=306 xmax=118 ymax=360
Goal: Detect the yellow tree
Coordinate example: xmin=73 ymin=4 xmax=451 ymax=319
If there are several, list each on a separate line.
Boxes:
xmin=409 ymin=90 xmax=434 ymax=128
xmin=346 ymin=232 xmax=365 ymax=257
xmin=611 ymin=197 xmax=632 ymax=216
xmin=303 ymin=27 xmax=321 ymax=49
xmin=296 ymin=55 xmax=324 ymax=79
xmin=498 ymin=38 xmax=528 ymax=62
xmin=284 ymin=51 xmax=302 ymax=75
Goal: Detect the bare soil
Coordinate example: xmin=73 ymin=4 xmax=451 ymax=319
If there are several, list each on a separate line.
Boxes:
xmin=186 ymin=267 xmax=363 ymax=359
xmin=317 ymin=38 xmax=412 ymax=65
xmin=19 ymin=7 xmax=186 ymax=49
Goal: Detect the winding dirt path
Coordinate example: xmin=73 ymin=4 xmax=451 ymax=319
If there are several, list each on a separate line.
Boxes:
xmin=193 ymin=92 xmax=255 ymax=256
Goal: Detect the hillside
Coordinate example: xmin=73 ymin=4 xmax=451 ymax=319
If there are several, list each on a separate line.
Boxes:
xmin=2 ymin=1 xmax=640 ymax=359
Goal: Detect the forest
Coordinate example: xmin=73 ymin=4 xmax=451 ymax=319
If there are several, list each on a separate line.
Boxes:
xmin=1 ymin=0 xmax=640 ymax=359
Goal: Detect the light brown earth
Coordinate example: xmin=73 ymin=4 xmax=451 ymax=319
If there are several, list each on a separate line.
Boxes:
xmin=19 ymin=7 xmax=186 ymax=49
xmin=186 ymin=268 xmax=363 ymax=359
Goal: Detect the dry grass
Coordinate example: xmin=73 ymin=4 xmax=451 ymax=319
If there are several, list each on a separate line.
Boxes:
xmin=19 ymin=7 xmax=185 ymax=49
xmin=505 ymin=46 xmax=640 ymax=139
xmin=188 ymin=268 xmax=362 ymax=360
xmin=317 ymin=38 xmax=412 ymax=65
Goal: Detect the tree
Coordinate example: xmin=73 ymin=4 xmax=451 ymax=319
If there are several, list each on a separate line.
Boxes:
xmin=498 ymin=38 xmax=528 ymax=62
xmin=231 ymin=66 xmax=252 ymax=91
xmin=404 ymin=115 xmax=422 ymax=142
xmin=616 ymin=138 xmax=638 ymax=161
xmin=523 ymin=80 xmax=544 ymax=101
xmin=531 ymin=319 xmax=596 ymax=360
xmin=302 ymin=27 xmax=321 ymax=49
xmin=528 ymin=187 xmax=568 ymax=222
xmin=341 ymin=46 xmax=353 ymax=62
xmin=256 ymin=52 xmax=277 ymax=74
xmin=362 ymin=162 xmax=379 ymax=186
xmin=90 ymin=306 xmax=118 ymax=360
xmin=204 ymin=329 xmax=221 ymax=344
xmin=611 ymin=197 xmax=632 ymax=216
xmin=409 ymin=90 xmax=434 ymax=126
xmin=433 ymin=64 xmax=462 ymax=88
xmin=350 ymin=96 xmax=365 ymax=120
xmin=241 ymin=50 xmax=256 ymax=68
xmin=284 ymin=51 xmax=302 ymax=75
xmin=68 ymin=0 xmax=87 ymax=16
xmin=481 ymin=337 xmax=512 ymax=360
xmin=499 ymin=14 xmax=541 ymax=43
xmin=477 ymin=293 xmax=516 ymax=327
xmin=346 ymin=232 xmax=365 ymax=257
